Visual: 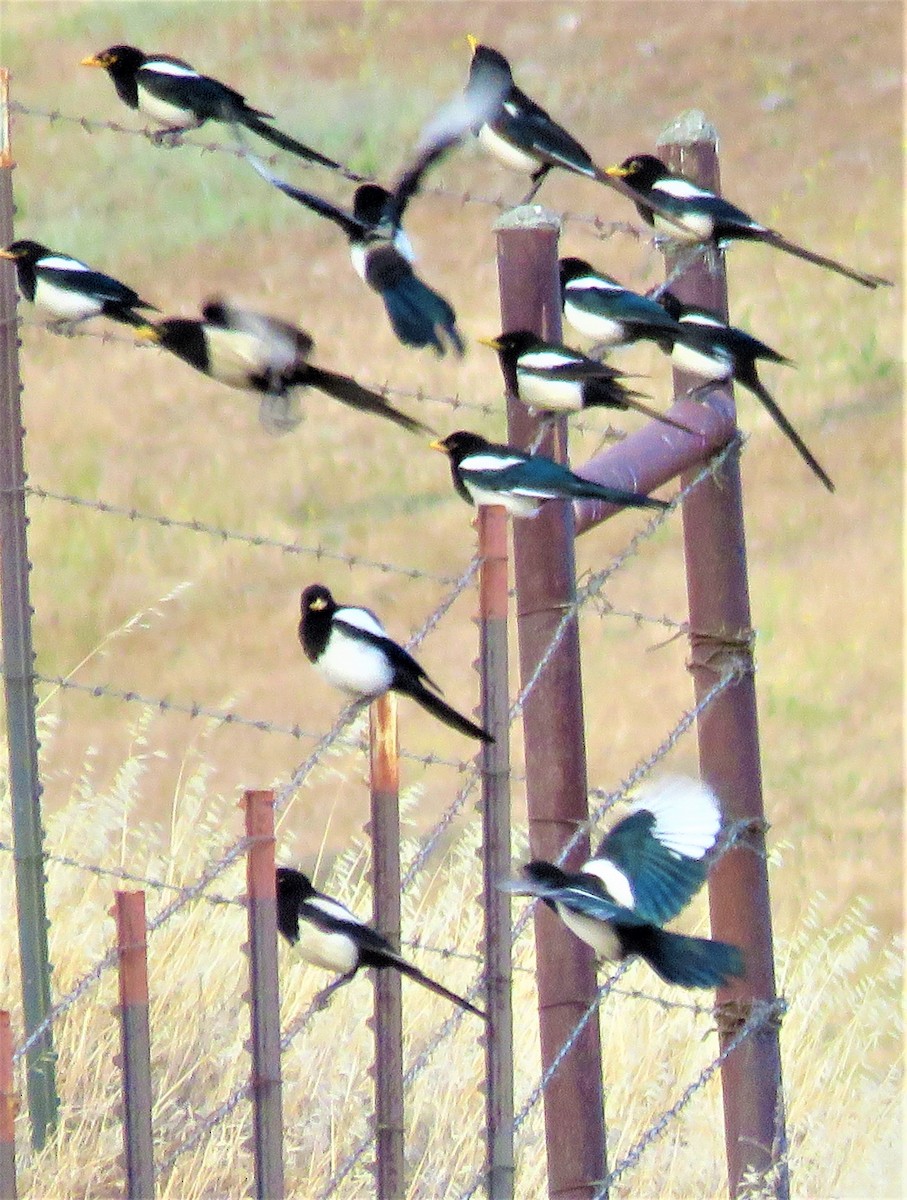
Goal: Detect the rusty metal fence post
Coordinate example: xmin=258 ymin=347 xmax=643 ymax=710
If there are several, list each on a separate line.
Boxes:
xmin=368 ymin=693 xmax=404 ymax=1200
xmin=659 ymin=116 xmax=789 ymax=1200
xmin=244 ymin=790 xmax=284 ymax=1200
xmin=114 ymin=891 xmax=155 ymax=1200
xmin=477 ymin=505 xmax=514 ymax=1200
xmin=0 ymin=68 xmax=57 ymax=1151
xmin=0 ymin=1012 xmax=15 ymax=1200
xmin=492 ymin=207 xmax=608 ymax=1200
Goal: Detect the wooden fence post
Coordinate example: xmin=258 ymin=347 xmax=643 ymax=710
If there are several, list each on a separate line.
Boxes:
xmin=114 ymin=891 xmax=155 ymax=1200
xmin=658 ymin=115 xmax=789 ymax=1200
xmin=369 ymin=693 xmax=404 ymax=1200
xmin=244 ymin=790 xmax=284 ymax=1200
xmin=493 ymin=206 xmax=608 ymax=1200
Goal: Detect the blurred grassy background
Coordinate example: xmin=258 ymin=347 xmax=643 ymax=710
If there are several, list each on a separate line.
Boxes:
xmin=0 ymin=1 xmax=902 ymax=1191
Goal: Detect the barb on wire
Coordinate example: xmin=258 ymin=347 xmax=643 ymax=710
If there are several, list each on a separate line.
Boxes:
xmin=26 ymin=483 xmax=460 ymax=583
xmin=595 ymin=998 xmax=787 ymax=1197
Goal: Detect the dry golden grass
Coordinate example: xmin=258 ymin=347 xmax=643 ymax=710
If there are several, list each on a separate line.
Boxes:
xmin=0 ymin=763 xmax=901 ymax=1197
xmin=0 ymin=1 xmax=902 ymax=1196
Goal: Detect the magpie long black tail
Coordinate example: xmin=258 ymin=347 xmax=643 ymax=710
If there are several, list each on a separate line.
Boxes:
xmin=382 ymin=274 xmax=465 ymax=357
xmin=302 ymin=365 xmax=432 ymax=435
xmin=399 ymin=678 xmax=494 ymax=744
xmin=761 ymin=230 xmax=891 ymax=289
xmin=745 ymin=374 xmax=835 ymax=493
xmin=240 ymin=112 xmax=363 ymax=180
xmin=568 ymin=475 xmax=668 ymax=511
xmin=628 ymin=926 xmax=745 ymax=989
xmin=397 ymin=960 xmax=486 ymax=1018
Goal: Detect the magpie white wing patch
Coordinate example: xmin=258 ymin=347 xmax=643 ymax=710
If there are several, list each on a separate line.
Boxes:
xmin=142 ymin=60 xmax=202 ymax=78
xmin=628 ymin=775 xmax=722 ymax=860
xmin=38 ymin=256 xmax=91 ymax=273
xmin=334 ymin=606 xmax=388 ymax=638
xmin=581 ymin=859 xmax=635 ymax=909
xmin=460 ymin=452 xmax=527 ymax=473
xmin=652 ymin=177 xmax=713 ymax=201
xmin=565 ymin=276 xmax=621 ymax=294
xmin=679 ymin=312 xmax=726 ymax=330
xmin=519 ymin=349 xmax=577 ymax=371
xmin=307 ymin=894 xmax=364 ymax=927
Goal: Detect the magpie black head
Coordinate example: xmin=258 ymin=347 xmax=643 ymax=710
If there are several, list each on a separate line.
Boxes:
xmin=138 ymin=318 xmax=208 ymax=368
xmin=558 ymin=257 xmax=595 ymax=288
xmin=522 ymin=860 xmax=570 ymax=889
xmin=607 ymin=153 xmax=670 ymax=189
xmin=300 ymin=583 xmax=337 ymax=621
xmin=478 ymin=329 xmax=541 ymax=360
xmin=81 ymin=44 xmax=147 ymax=76
xmin=200 ymin=299 xmax=230 ymax=326
xmin=430 ymin=430 xmax=490 ymax=465
xmin=275 ymin=866 xmax=316 ymax=944
xmin=466 ymin=37 xmax=513 ymax=83
xmin=353 ymin=184 xmax=393 ymax=229
xmin=299 ymin=585 xmax=339 ymax=661
xmin=0 ymin=240 xmax=50 ymax=264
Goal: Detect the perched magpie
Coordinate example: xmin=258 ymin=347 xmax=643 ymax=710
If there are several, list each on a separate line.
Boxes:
xmin=276 ymin=867 xmax=485 ymax=1017
xmin=465 ymin=38 xmax=689 ymax=223
xmin=658 ymin=291 xmax=834 ymax=492
xmin=607 ymin=154 xmax=891 ymax=289
xmin=1 ymin=239 xmax=156 ymax=327
xmin=502 ymin=775 xmax=745 ymax=989
xmin=299 ymin=584 xmax=493 ymax=744
xmin=559 ymin=256 xmax=684 ymax=354
xmin=137 ymin=299 xmax=428 ymax=437
xmin=480 ymin=329 xmax=694 ymax=433
xmin=242 ymin=51 xmax=511 ymax=354
xmin=81 ymin=44 xmax=354 ymax=174
xmin=431 ymin=430 xmax=668 ymax=518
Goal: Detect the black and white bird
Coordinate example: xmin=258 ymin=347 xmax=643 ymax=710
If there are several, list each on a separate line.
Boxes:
xmin=0 ymin=239 xmax=156 ymax=328
xmin=502 ymin=775 xmax=745 ymax=989
xmin=299 ymin=584 xmax=493 ymax=744
xmin=479 ymin=329 xmax=694 ymax=433
xmin=241 ymin=49 xmax=511 ymax=354
xmin=431 ymin=430 xmax=668 ymax=518
xmin=607 ymin=153 xmax=891 ymax=290
xmin=137 ymin=299 xmax=428 ymax=436
xmin=81 ymin=44 xmax=355 ymax=174
xmin=559 ymin=256 xmax=685 ymax=354
xmin=658 ymin=291 xmax=834 ymax=492
xmin=464 ymin=39 xmax=689 ymax=223
xmin=276 ymin=867 xmax=485 ymax=1017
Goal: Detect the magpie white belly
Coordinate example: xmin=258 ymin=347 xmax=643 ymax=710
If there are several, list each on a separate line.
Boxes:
xmin=478 ymin=124 xmax=540 ymax=174
xmin=463 ymin=480 xmax=541 ymax=518
xmin=296 ymin=925 xmax=359 ymax=975
xmin=517 ymin=371 xmax=584 ymax=412
xmin=557 ymin=907 xmax=622 ymax=960
xmin=137 ymin=88 xmax=203 ymax=129
xmin=671 ymin=342 xmax=730 ymax=382
xmin=563 ymin=303 xmax=625 ymax=346
xmin=33 ymin=278 xmax=103 ymax=320
xmin=317 ymin=631 xmax=395 ymax=697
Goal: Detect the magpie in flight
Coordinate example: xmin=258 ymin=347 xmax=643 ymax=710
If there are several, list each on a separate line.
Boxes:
xmin=431 ymin=431 xmax=668 ymax=518
xmin=299 ymin=584 xmax=493 ymax=743
xmin=138 ymin=299 xmax=429 ymax=436
xmin=502 ymin=775 xmax=745 ymax=989
xmin=1 ymin=239 xmax=156 ymax=328
xmin=607 ymin=154 xmax=891 ymax=289
xmin=480 ymin=329 xmax=695 ymax=433
xmin=559 ymin=256 xmax=685 ymax=354
xmin=658 ymin=291 xmax=834 ymax=492
xmin=241 ymin=49 xmax=511 ymax=354
xmin=81 ymin=44 xmax=356 ymax=174
xmin=276 ymin=867 xmax=485 ymax=1017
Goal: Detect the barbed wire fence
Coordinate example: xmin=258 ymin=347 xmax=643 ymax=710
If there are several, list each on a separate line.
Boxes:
xmin=0 ymin=79 xmax=789 ymax=1200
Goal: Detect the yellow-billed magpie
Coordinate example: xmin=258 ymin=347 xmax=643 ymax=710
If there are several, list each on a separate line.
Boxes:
xmin=81 ymin=44 xmax=357 ymax=174
xmin=479 ymin=329 xmax=694 ymax=433
xmin=1 ymin=239 xmax=156 ymax=327
xmin=276 ymin=867 xmax=485 ymax=1017
xmin=299 ymin=584 xmax=493 ymax=744
xmin=431 ymin=430 xmax=668 ymax=518
xmin=659 ymin=290 xmax=833 ymax=492
xmin=502 ymin=775 xmax=744 ymax=989
xmin=559 ymin=256 xmax=684 ymax=354
xmin=241 ymin=50 xmax=511 ymax=355
xmin=607 ymin=154 xmax=892 ymax=289
xmin=137 ymin=299 xmax=429 ymax=436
